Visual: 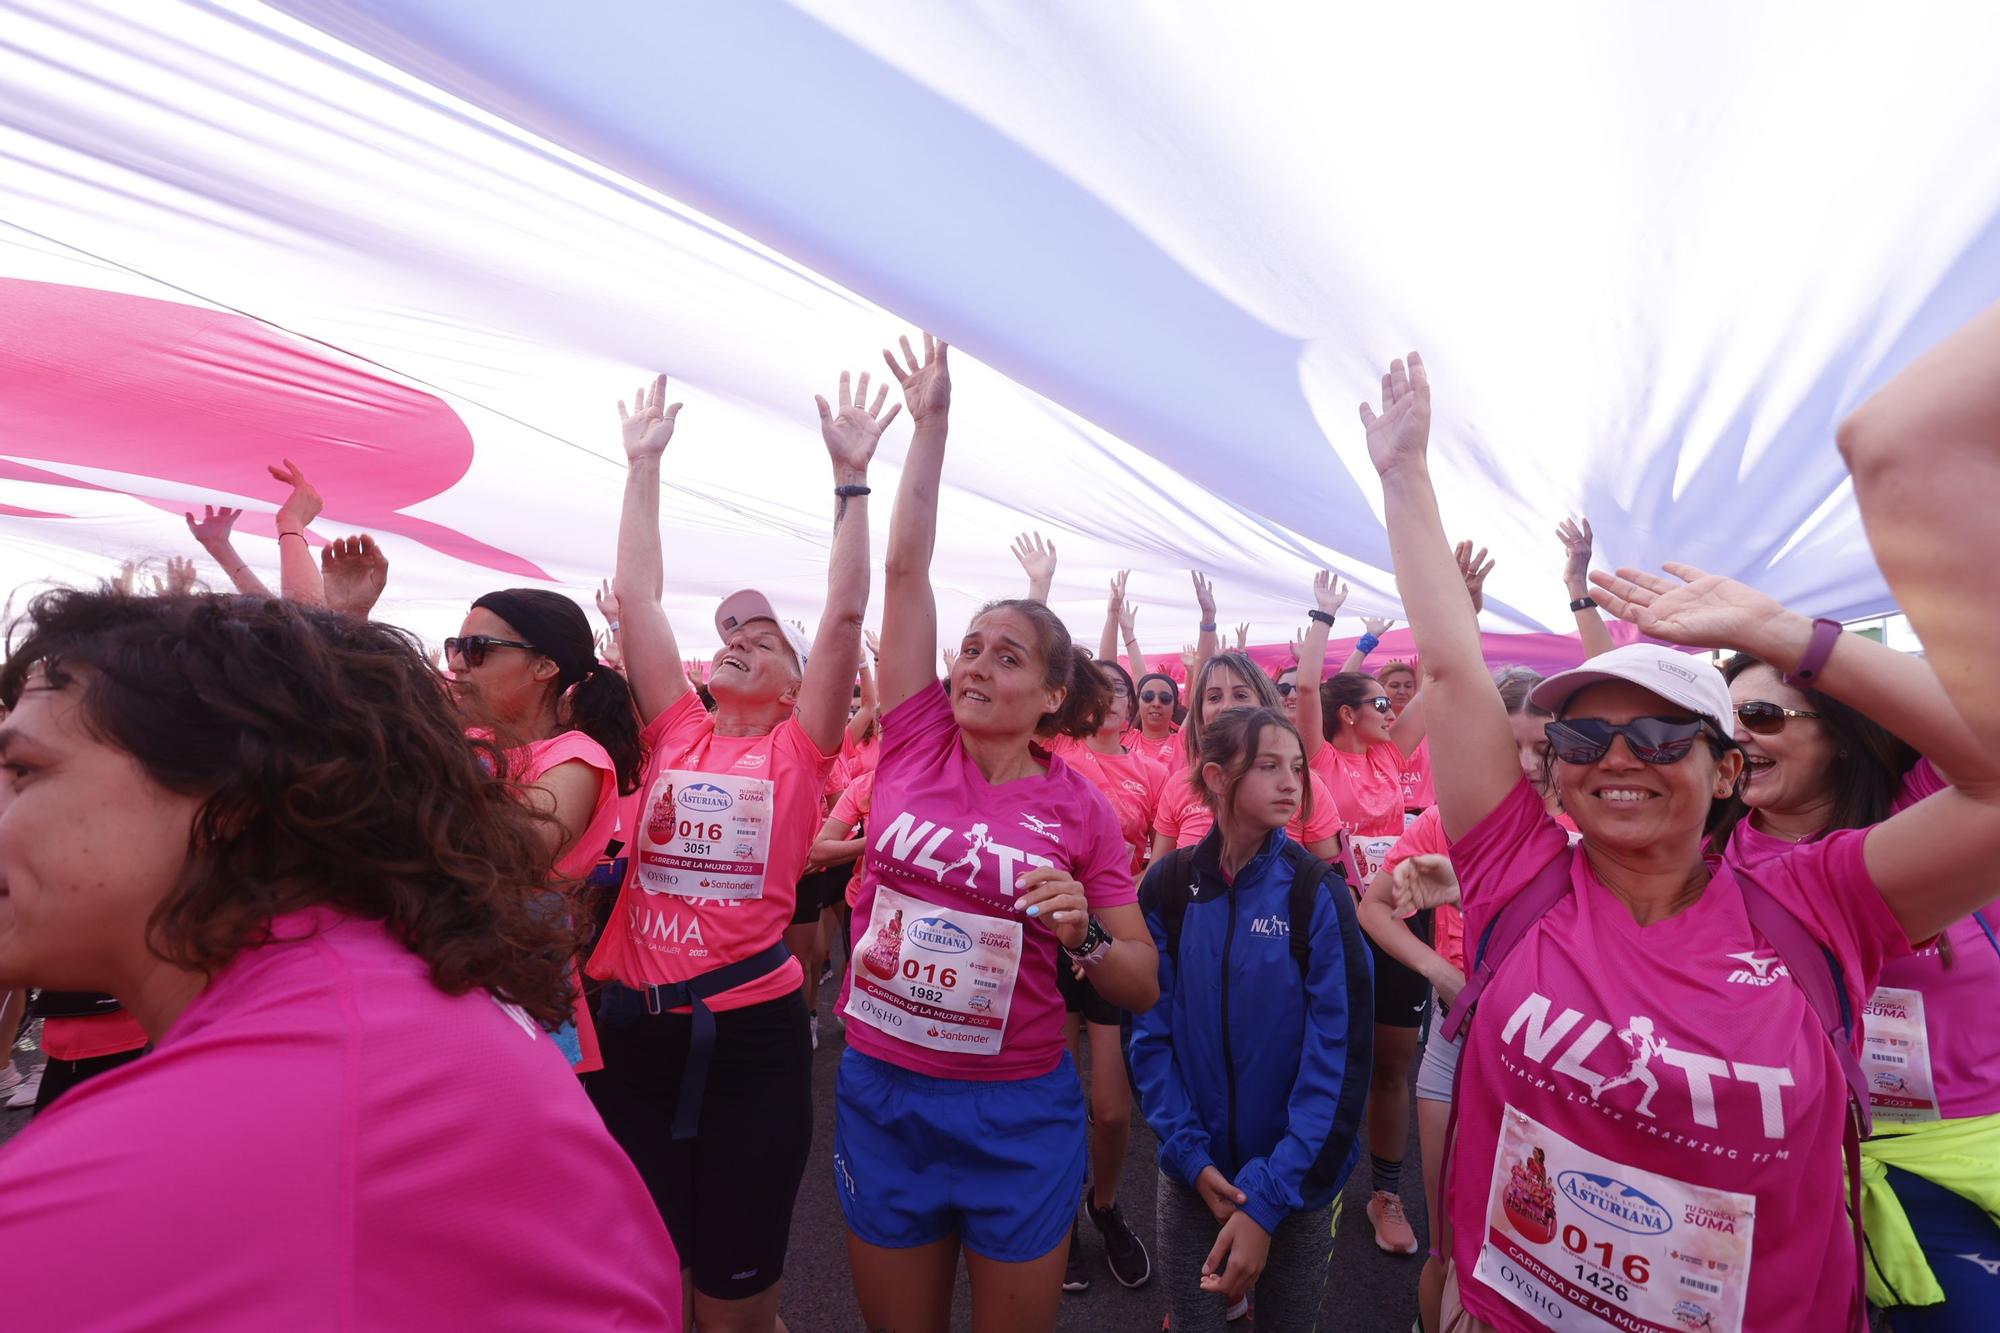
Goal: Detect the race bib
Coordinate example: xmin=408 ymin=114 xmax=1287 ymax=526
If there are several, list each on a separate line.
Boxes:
xmin=1476 ymin=1105 xmax=1754 ymax=1333
xmin=635 ymin=769 xmax=774 ymax=900
xmin=844 ymin=885 xmax=1021 ymax=1056
xmin=1862 ymin=985 xmax=1940 ymax=1123
xmin=1354 ymin=836 xmax=1399 ymax=882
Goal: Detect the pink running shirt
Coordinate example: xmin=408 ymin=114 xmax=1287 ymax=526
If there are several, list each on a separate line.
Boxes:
xmin=1152 ymin=768 xmax=1343 ymax=850
xmin=1400 ymin=736 xmax=1436 ymax=809
xmin=830 ymin=768 xmax=877 ymax=909
xmin=1726 ymin=759 xmax=2000 ymax=1120
xmin=586 ymin=690 xmax=833 ymax=1010
xmin=511 ymin=731 xmax=618 ymax=1075
xmin=1049 ymin=735 xmax=1167 ymax=876
xmin=1124 ymin=726 xmax=1180 ymax=772
xmin=1383 ymin=805 xmax=1464 ymax=974
xmin=0 ymin=908 xmax=680 ymax=1331
xmin=1310 ymin=739 xmax=1408 ymax=837
xmin=1447 ymin=779 xmax=1909 ymax=1333
xmin=840 ymin=683 xmax=1134 ymax=1080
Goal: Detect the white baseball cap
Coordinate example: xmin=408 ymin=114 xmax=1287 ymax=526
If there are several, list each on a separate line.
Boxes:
xmin=1529 ymin=642 xmax=1733 ymax=732
xmin=714 ymin=590 xmax=811 ymax=674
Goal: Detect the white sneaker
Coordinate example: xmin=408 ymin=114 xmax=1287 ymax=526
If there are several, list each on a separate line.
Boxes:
xmin=0 ymin=1062 xmax=23 ymax=1097
xmin=808 ymin=1011 xmax=820 ymax=1052
xmin=3 ymin=1064 xmax=42 ymax=1109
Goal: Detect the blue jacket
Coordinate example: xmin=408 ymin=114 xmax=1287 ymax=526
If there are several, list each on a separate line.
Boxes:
xmin=1126 ymin=828 xmax=1374 ymax=1234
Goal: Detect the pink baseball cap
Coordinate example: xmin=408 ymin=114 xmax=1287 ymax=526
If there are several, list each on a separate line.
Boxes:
xmin=714 ymin=590 xmax=811 ymax=673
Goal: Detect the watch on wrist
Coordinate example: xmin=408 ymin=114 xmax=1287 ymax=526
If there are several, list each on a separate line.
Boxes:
xmin=1569 ymin=595 xmax=1598 ymax=613
xmin=1064 ymin=917 xmax=1113 ymax=967
xmin=1782 ymin=617 xmax=1844 ymax=686
xmin=1307 ymin=609 xmax=1337 ymax=627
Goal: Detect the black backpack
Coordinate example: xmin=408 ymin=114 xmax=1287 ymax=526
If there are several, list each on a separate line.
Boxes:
xmin=1151 ymin=840 xmax=1346 ymax=981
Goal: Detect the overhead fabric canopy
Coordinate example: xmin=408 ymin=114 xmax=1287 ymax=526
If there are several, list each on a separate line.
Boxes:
xmin=5 ymin=0 xmax=2000 ymax=652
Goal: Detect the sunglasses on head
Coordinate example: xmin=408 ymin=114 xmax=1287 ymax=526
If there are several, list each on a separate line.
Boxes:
xmin=1139 ymin=689 xmax=1174 ymax=704
xmin=1544 ymin=716 xmax=1720 ymax=766
xmin=444 ymin=635 xmax=536 ymax=668
xmin=1735 ymin=701 xmax=1821 ymax=735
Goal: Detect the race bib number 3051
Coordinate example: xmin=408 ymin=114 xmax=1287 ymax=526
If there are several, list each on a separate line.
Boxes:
xmin=635 ymin=769 xmax=774 ymax=900
xmin=1476 ymin=1106 xmax=1754 ymax=1333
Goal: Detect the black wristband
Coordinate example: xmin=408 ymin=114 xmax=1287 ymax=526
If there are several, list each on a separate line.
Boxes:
xmin=834 ymin=484 xmax=871 ymax=497
xmin=1569 ymin=596 xmax=1598 ymax=613
xmin=1307 ymin=609 xmax=1336 ymax=627
xmin=1199 ymin=621 xmax=1218 ymax=633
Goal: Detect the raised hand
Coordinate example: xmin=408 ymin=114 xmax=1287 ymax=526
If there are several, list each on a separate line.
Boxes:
xmin=1117 ymin=592 xmax=1139 ymax=639
xmin=864 ymin=628 xmax=882 ymax=660
xmin=815 ymin=369 xmax=900 ymax=477
xmin=942 ymin=646 xmax=960 ymax=672
xmin=1010 ymin=532 xmax=1058 ymax=586
xmin=1313 ymin=569 xmax=1350 ymax=618
xmin=1180 ymin=643 xmax=1197 ymax=674
xmin=1234 ymin=623 xmax=1250 ymax=650
xmin=1556 ymin=516 xmax=1595 ymax=594
xmin=618 ymin=373 xmax=684 ymax=463
xmin=319 ymin=534 xmax=389 ymax=618
xmin=1288 ymin=631 xmax=1304 ymax=662
xmin=266 ymin=458 xmax=323 ymax=533
xmin=1359 ymin=352 xmax=1431 ymax=477
xmin=1191 ymin=570 xmax=1217 ymax=621
xmin=112 ymin=560 xmax=140 ymax=596
xmin=881 ymin=331 xmax=951 ymax=423
xmin=184 ymin=504 xmax=244 ymax=547
xmin=1589 ymin=562 xmax=1786 ymax=654
xmin=1455 ymin=540 xmax=1495 ymax=614
xmin=1362 ymin=615 xmax=1395 ymax=638
xmin=595 ymin=577 xmax=621 ymax=625
xmin=596 ymin=630 xmax=624 ymax=672
xmin=1107 ymin=569 xmax=1128 ymax=616
xmin=160 ymin=556 xmax=198 ymax=596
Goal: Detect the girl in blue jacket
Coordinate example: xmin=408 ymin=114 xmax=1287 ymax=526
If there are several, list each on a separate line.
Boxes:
xmin=1128 ymin=705 xmax=1374 ymax=1331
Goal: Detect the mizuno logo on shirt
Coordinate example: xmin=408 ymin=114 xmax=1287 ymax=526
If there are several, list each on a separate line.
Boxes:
xmin=1959 ymin=1254 xmax=2000 ymax=1277
xmin=1724 ymin=950 xmax=1787 ymax=986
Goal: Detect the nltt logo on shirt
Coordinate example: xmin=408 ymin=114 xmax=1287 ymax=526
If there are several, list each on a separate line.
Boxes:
xmin=1249 ymin=914 xmax=1291 ymax=940
xmin=872 ymin=810 xmax=1056 ymax=896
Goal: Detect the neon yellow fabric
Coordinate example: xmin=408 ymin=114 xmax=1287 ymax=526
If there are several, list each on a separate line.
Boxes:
xmin=1859 ymin=1113 xmax=2000 ymax=1309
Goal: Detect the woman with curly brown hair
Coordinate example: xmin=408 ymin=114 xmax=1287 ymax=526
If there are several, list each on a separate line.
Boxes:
xmin=0 ymin=589 xmax=680 ymax=1331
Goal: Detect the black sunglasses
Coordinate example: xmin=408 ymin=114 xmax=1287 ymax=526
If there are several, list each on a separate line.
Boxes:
xmin=1544 ymin=716 xmax=1719 ymax=766
xmin=1275 ymin=681 xmax=1297 ymax=697
xmin=444 ymin=635 xmax=536 ymax=668
xmin=1139 ymin=689 xmax=1175 ymax=704
xmin=1351 ymin=695 xmax=1392 ymax=715
xmin=1735 ymin=701 xmax=1821 ymax=735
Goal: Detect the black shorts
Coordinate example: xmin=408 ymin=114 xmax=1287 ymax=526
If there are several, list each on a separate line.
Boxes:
xmin=1368 ymin=927 xmax=1433 ymax=1030
xmin=790 ymin=864 xmax=851 ymax=925
xmin=583 ymin=992 xmax=813 ymax=1300
xmin=1056 ymin=956 xmax=1124 ymax=1027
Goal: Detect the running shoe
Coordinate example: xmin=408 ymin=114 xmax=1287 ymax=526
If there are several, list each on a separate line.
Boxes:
xmin=808 ymin=1010 xmax=819 ymax=1052
xmin=3 ymin=1064 xmax=42 ymax=1109
xmin=0 ymin=1062 xmax=23 ymax=1098
xmin=1087 ymin=1197 xmax=1152 ymax=1288
xmin=1367 ymin=1189 xmax=1420 ymax=1255
xmin=1063 ymin=1219 xmax=1091 ymax=1292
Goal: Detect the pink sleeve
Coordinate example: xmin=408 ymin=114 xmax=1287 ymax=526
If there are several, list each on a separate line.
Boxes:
xmin=878 ymin=680 xmax=958 ymax=772
xmin=1756 ymin=827 xmax=1912 ymax=999
xmin=776 ymin=714 xmax=837 ymax=785
xmin=1382 ymin=805 xmax=1450 ymax=876
xmin=1893 ymin=757 xmax=1948 ymax=811
xmin=1450 ymin=778 xmax=1574 ymax=947
xmin=1300 ymin=771 xmax=1343 ymax=842
xmin=524 ymin=732 xmax=614 ymax=782
xmin=641 ymin=687 xmax=709 ymax=749
xmin=831 ymin=778 xmax=867 ymax=827
xmin=1075 ymin=780 xmax=1138 ymax=909
xmin=1154 ymin=784 xmax=1186 ymax=842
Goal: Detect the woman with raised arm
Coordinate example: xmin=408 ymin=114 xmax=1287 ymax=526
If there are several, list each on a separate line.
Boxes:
xmin=1589 ymin=565 xmax=2000 ymax=1331
xmin=184 ymin=505 xmax=274 ymax=599
xmin=1150 ymin=651 xmax=1346 ymax=865
xmin=1098 ymin=570 xmax=1150 ymax=679
xmin=836 ymin=332 xmax=1157 ymax=1333
xmin=0 ymin=590 xmax=680 ymax=1329
xmin=1558 ymin=517 xmax=1617 ymax=659
xmin=445 ymin=587 xmax=644 ymax=1073
xmin=582 ymin=369 xmax=874 ymax=1333
xmin=1364 ymin=349 xmax=2000 ymax=1333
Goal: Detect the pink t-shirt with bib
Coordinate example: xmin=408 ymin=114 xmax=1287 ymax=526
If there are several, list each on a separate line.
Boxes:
xmin=586 ymin=689 xmax=833 ymax=1010
xmin=840 ymin=683 xmax=1134 ymax=1081
xmin=1310 ymin=739 xmax=1408 ymax=837
xmin=1725 ymin=759 xmax=2000 ymax=1121
xmin=1124 ymin=726 xmax=1181 ymax=772
xmin=1399 ymin=736 xmax=1436 ymax=810
xmin=1049 ymin=735 xmax=1166 ymax=876
xmin=1447 ymin=779 xmax=1908 ymax=1333
xmin=0 ymin=908 xmax=679 ymax=1331
xmin=1383 ymin=804 xmax=1463 ymax=974
xmin=1152 ymin=767 xmax=1343 ymax=850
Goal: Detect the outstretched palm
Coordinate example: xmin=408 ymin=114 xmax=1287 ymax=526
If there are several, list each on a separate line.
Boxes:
xmin=1358 ymin=353 xmax=1431 ymax=476
xmin=619 ymin=373 xmax=683 ymax=462
xmin=1589 ymin=562 xmax=1781 ymax=649
xmin=1557 ymin=517 xmax=1594 ymax=588
xmin=185 ymin=504 xmax=243 ymax=546
xmin=882 ymin=332 xmax=951 ymax=422
xmin=816 ymin=369 xmax=899 ymax=474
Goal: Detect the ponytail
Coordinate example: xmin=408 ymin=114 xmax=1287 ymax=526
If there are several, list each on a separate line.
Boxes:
xmin=1045 ymin=646 xmax=1114 ymax=740
xmin=565 ymin=665 xmax=647 ymax=795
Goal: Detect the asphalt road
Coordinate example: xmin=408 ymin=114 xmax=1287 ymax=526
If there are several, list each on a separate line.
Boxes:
xmin=1 ymin=985 xmax=1429 ymax=1333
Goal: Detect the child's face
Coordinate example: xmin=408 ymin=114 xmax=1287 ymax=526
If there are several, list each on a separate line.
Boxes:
xmin=1230 ymin=727 xmax=1306 ymax=832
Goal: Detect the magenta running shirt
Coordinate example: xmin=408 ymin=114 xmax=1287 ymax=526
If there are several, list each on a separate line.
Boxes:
xmin=0 ymin=908 xmax=680 ymax=1331
xmin=841 ymin=682 xmax=1134 ymax=1080
xmin=1726 ymin=759 xmax=2000 ymax=1121
xmin=1448 ymin=780 xmax=1908 ymax=1333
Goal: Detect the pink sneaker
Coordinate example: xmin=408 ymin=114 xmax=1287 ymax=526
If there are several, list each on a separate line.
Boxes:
xmin=1367 ymin=1189 xmax=1419 ymax=1255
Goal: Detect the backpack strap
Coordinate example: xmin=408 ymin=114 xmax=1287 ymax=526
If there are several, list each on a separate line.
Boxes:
xmin=1283 ymin=843 xmax=1334 ymax=981
xmin=1155 ymin=846 xmax=1198 ymax=965
xmin=1974 ymin=908 xmax=2000 ymax=961
xmin=1440 ymin=848 xmax=1576 ymax=1042
xmin=1734 ymin=865 xmax=1872 ymax=1333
